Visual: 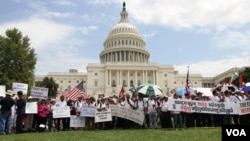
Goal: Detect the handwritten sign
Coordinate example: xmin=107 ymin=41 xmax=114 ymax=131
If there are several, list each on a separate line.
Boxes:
xmin=53 ymin=106 xmax=71 ymax=118
xmin=80 ymin=106 xmax=96 ymax=117
xmin=30 ymin=87 xmax=48 ymax=99
xmin=0 ymin=85 xmax=6 ymax=97
xmin=70 ymin=116 xmax=86 ymax=127
xmin=12 ymin=82 xmax=28 ymax=95
xmin=25 ymin=102 xmax=38 ymax=114
xmin=95 ymin=109 xmax=112 ymax=123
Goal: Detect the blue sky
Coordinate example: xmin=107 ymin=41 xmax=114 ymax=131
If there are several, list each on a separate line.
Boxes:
xmin=1 ymin=0 xmax=250 ymax=77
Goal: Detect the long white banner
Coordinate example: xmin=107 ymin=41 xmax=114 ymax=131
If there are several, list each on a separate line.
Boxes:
xmin=167 ymin=99 xmax=250 ymax=115
xmin=116 ymin=107 xmax=145 ymax=125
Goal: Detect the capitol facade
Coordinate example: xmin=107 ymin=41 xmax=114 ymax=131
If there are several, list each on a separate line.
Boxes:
xmin=34 ymin=3 xmax=241 ymax=97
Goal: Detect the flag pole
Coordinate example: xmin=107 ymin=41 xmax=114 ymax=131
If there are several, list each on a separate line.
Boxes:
xmin=185 ymin=66 xmax=190 ymax=95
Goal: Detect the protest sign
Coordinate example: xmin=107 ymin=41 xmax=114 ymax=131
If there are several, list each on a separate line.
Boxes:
xmin=30 ymin=87 xmax=48 ymax=99
xmin=95 ymin=109 xmax=112 ymax=123
xmin=12 ymin=82 xmax=28 ymax=95
xmin=53 ymin=106 xmax=71 ymax=118
xmin=25 ymin=102 xmax=38 ymax=114
xmin=70 ymin=116 xmax=86 ymax=127
xmin=80 ymin=106 xmax=96 ymax=117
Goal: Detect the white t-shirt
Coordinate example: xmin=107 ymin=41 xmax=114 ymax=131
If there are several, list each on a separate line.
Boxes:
xmin=74 ymin=101 xmax=83 ymax=112
xmin=56 ymin=100 xmax=67 ymax=107
xmin=124 ymin=99 xmax=135 ymax=109
xmin=147 ymin=99 xmax=157 ymax=113
xmin=160 ymin=101 xmax=169 ymax=112
xmin=136 ymin=100 xmax=145 ymax=113
xmin=210 ymin=95 xmax=220 ymax=102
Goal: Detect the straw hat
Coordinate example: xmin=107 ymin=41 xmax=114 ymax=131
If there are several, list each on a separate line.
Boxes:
xmin=6 ymin=90 xmax=13 ymax=96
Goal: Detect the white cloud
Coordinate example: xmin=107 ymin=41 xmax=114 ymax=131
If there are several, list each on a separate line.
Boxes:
xmin=79 ymin=26 xmax=98 ymax=35
xmin=51 ymin=0 xmax=76 ymax=6
xmin=86 ymin=0 xmax=117 ymax=5
xmin=123 ymin=0 xmax=250 ymax=30
xmin=0 ymin=16 xmax=98 ymax=75
xmin=213 ymin=30 xmax=250 ymax=49
xmin=175 ymin=55 xmax=249 ymax=77
xmin=0 ymin=17 xmax=75 ymax=50
xmin=142 ymin=31 xmax=158 ymax=38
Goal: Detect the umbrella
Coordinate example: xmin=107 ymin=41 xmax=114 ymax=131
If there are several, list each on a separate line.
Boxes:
xmin=136 ymin=83 xmax=163 ymax=97
xmin=194 ymin=88 xmax=212 ymax=97
xmin=242 ymin=82 xmax=250 ymax=92
xmin=177 ymin=86 xmax=194 ymax=95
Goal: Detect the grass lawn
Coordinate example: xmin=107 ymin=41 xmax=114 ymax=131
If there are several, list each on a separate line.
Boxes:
xmin=1 ymin=127 xmax=221 ymax=141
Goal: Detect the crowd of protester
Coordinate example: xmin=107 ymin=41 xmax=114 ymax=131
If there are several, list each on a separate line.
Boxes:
xmin=1 ymin=86 xmax=250 ymax=135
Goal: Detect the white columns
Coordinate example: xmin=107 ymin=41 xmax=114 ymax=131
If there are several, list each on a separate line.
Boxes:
xmin=153 ymin=70 xmax=155 ymax=84
xmin=105 ymin=70 xmax=108 ymax=87
xmin=156 ymin=70 xmax=158 ymax=85
xmin=116 ymin=70 xmax=119 ymax=87
xmin=127 ymin=70 xmax=130 ymax=87
xmin=120 ymin=70 xmax=122 ymax=86
xmin=135 ymin=70 xmax=137 ymax=87
xmin=109 ymin=70 xmax=111 ymax=86
xmin=142 ymin=70 xmax=145 ymax=83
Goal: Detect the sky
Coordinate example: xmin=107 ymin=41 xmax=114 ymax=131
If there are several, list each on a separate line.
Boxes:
xmin=1 ymin=0 xmax=250 ymax=77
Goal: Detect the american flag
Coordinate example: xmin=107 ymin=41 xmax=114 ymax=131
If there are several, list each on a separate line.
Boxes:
xmin=67 ymin=81 xmax=84 ymax=101
xmin=185 ymin=67 xmax=190 ymax=94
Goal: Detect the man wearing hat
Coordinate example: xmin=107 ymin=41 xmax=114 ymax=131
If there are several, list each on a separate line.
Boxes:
xmin=0 ymin=90 xmax=15 ymax=135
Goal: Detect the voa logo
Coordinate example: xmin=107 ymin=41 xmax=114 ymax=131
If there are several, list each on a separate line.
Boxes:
xmin=226 ymin=129 xmax=246 ymax=136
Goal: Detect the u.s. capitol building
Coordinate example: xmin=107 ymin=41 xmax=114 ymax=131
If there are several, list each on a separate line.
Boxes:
xmin=34 ymin=3 xmax=242 ymax=97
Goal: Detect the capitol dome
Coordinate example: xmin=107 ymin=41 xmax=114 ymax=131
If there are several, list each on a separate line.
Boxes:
xmin=100 ymin=2 xmax=150 ymax=64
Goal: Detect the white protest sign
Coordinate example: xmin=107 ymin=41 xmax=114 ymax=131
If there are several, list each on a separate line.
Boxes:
xmin=109 ymin=104 xmax=118 ymax=117
xmin=53 ymin=106 xmax=71 ymax=118
xmin=30 ymin=87 xmax=48 ymax=99
xmin=25 ymin=102 xmax=38 ymax=114
xmin=80 ymin=106 xmax=95 ymax=117
xmin=95 ymin=109 xmax=112 ymax=123
xmin=12 ymin=82 xmax=28 ymax=95
xmin=70 ymin=116 xmax=86 ymax=127
xmin=0 ymin=85 xmax=6 ymax=97
xmin=238 ymin=100 xmax=250 ymax=115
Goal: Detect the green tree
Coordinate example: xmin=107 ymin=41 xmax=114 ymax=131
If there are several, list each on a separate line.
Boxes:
xmin=0 ymin=28 xmax=36 ymax=90
xmin=37 ymin=77 xmax=58 ymax=98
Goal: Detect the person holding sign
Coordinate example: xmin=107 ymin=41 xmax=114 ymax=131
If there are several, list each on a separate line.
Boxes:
xmin=159 ymin=96 xmax=173 ymax=129
xmin=146 ymin=94 xmax=158 ymax=129
xmin=15 ymin=91 xmax=26 ymax=134
xmin=47 ymin=99 xmax=57 ymax=132
xmin=172 ymin=93 xmax=183 ymax=130
xmin=0 ymin=90 xmax=15 ymax=135
xmin=36 ymin=98 xmax=49 ymax=132
xmin=96 ymin=98 xmax=107 ymax=130
xmin=134 ymin=93 xmax=146 ymax=129
xmin=56 ymin=95 xmax=67 ymax=131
